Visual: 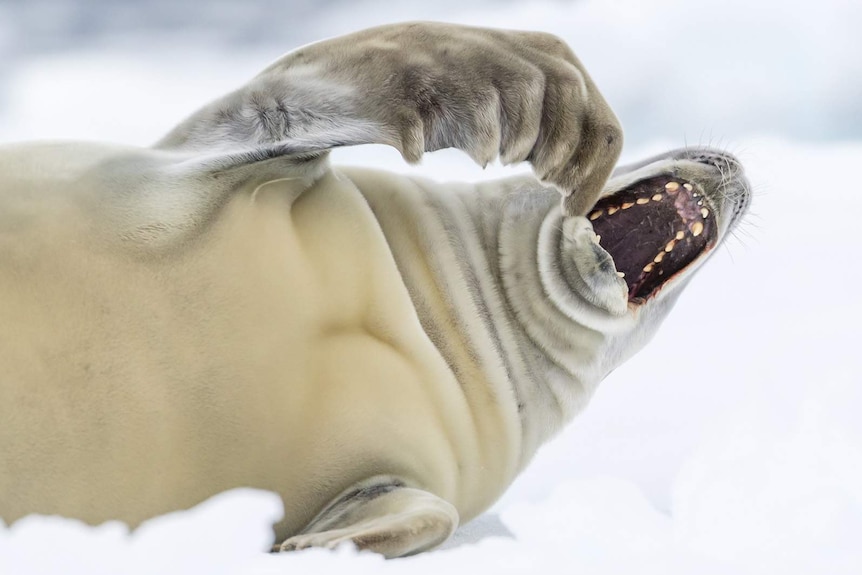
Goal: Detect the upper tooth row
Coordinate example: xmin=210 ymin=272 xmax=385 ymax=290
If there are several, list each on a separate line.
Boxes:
xmin=589 ymin=189 xmax=667 ymax=221
xmin=668 ymin=181 xmax=696 ymax=193
xmin=589 ymin=181 xmax=710 ymax=224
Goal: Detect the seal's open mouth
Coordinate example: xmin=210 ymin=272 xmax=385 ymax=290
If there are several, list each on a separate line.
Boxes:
xmin=588 ymin=175 xmax=717 ymax=303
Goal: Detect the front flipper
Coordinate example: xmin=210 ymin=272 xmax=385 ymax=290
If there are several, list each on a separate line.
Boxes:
xmin=275 ymin=477 xmax=458 ymax=559
xmin=155 ymin=22 xmax=622 ymax=215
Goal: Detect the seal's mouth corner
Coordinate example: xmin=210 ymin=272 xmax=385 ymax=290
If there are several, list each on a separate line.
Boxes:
xmin=588 ymin=176 xmax=718 ymax=304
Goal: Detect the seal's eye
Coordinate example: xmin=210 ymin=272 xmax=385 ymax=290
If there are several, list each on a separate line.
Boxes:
xmin=588 ymin=176 xmax=717 ymax=303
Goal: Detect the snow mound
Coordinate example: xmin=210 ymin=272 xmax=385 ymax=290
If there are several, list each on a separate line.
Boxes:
xmin=0 ymin=490 xmax=283 ymax=575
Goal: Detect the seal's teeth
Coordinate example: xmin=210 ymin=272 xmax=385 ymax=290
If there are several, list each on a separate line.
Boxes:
xmin=665 ymin=240 xmax=677 ymax=252
xmin=675 ymin=231 xmax=685 ymax=240
xmin=636 ymin=198 xmax=649 ymax=205
xmin=652 ymin=194 xmax=663 ymax=201
xmin=691 ymin=221 xmax=704 ymax=237
xmin=701 ymin=207 xmax=709 ymax=218
xmin=654 ymin=252 xmax=665 ymax=263
xmin=622 ymin=202 xmax=635 ymax=210
xmin=643 ymin=263 xmax=655 ymax=273
xmin=593 ymin=234 xmax=601 ymax=244
xmin=665 ymin=181 xmax=680 ymax=192
xmin=589 ymin=210 xmax=602 ymax=221
xmin=683 ymin=183 xmax=693 ymax=191
xmin=617 ymin=271 xmax=625 ymax=278
xmin=607 ymin=206 xmax=619 ymax=215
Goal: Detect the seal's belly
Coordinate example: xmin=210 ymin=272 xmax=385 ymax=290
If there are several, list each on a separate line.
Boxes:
xmin=0 ymin=171 xmax=474 ymax=535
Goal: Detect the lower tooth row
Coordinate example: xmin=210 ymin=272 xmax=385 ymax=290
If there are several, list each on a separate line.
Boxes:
xmin=642 ymin=222 xmax=707 ymax=275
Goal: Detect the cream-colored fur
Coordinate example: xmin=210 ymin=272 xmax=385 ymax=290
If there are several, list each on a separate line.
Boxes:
xmin=0 ymin=23 xmax=749 ymax=558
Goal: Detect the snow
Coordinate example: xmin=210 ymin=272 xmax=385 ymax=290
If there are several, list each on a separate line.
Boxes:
xmin=1 ymin=0 xmax=861 ymax=572
xmin=0 ymin=490 xmax=284 ymax=575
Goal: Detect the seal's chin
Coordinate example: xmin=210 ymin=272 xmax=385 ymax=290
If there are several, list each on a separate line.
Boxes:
xmin=588 ymin=175 xmax=718 ymax=304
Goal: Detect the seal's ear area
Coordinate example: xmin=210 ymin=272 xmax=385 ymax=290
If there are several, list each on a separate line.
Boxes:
xmin=561 ymin=217 xmax=629 ymax=316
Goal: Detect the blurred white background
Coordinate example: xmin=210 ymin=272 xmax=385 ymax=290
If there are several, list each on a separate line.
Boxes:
xmin=1 ymin=1 xmax=860 ymax=573
xmin=2 ymin=0 xmax=861 ymax=147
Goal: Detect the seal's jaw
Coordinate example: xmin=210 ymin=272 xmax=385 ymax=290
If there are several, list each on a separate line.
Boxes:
xmin=588 ymin=175 xmax=718 ymax=304
xmin=575 ymin=147 xmax=750 ymax=309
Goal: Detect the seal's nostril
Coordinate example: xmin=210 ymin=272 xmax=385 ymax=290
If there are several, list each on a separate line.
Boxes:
xmin=688 ymin=150 xmax=744 ymax=177
xmin=695 ymin=154 xmax=726 ymax=169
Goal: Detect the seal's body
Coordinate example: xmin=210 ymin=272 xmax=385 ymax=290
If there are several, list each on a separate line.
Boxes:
xmin=0 ymin=144 xmax=522 ymax=536
xmin=0 ymin=23 xmax=749 ymax=557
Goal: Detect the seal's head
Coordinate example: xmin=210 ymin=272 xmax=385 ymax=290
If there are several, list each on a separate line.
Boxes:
xmin=557 ymin=147 xmax=751 ymax=375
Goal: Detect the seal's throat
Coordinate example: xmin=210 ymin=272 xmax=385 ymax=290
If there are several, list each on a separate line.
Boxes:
xmin=588 ymin=176 xmax=717 ymax=303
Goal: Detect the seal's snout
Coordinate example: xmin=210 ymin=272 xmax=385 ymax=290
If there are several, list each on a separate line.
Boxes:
xmin=684 ymin=148 xmax=751 ymax=230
